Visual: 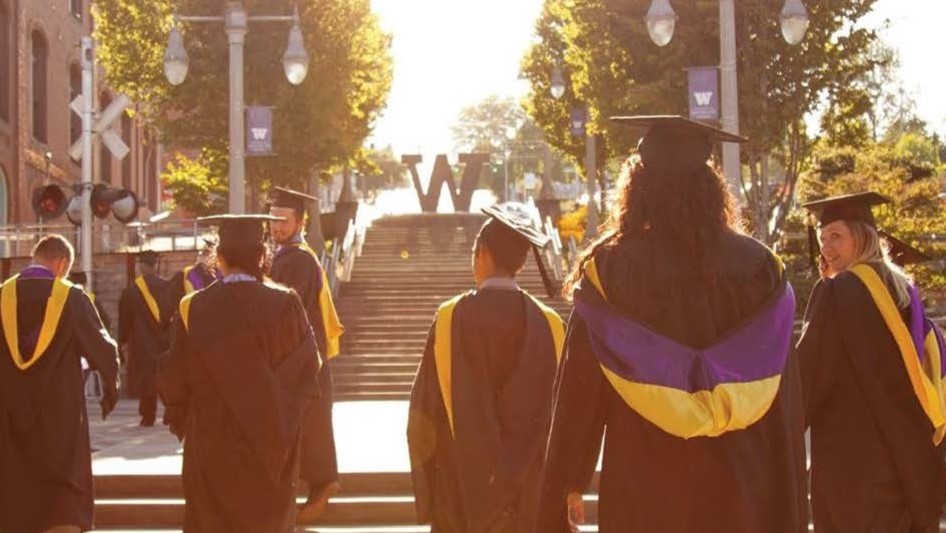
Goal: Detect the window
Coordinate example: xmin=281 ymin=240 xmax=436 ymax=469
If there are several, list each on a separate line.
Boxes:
xmin=121 ymin=112 xmax=132 ymax=188
xmin=31 ymin=30 xmax=48 ymax=143
xmin=0 ymin=3 xmax=9 ymax=122
xmin=69 ymin=64 xmax=81 ymax=149
xmin=70 ymin=0 xmax=82 ymax=20
xmin=99 ymin=92 xmax=113 ymax=183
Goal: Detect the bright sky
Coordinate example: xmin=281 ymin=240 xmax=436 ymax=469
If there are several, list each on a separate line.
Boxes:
xmin=368 ymin=0 xmax=946 ymax=158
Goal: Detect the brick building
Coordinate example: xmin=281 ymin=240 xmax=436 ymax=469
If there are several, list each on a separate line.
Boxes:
xmin=0 ymin=0 xmax=161 ymax=226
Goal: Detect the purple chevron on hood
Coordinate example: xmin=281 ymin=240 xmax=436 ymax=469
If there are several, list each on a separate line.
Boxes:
xmin=916 ymin=283 xmax=946 ymax=378
xmin=574 ymin=278 xmax=795 ymax=393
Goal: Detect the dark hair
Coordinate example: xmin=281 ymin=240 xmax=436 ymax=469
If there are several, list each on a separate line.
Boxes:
xmin=564 ymin=156 xmax=740 ymax=299
xmin=217 ymin=242 xmax=269 ymax=281
xmin=475 ymin=221 xmax=531 ymax=275
xmin=32 ymin=234 xmax=75 ymax=264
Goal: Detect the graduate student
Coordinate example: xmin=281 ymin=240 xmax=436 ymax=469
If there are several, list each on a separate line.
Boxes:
xmin=798 ymin=192 xmax=946 ymax=533
xmin=537 ymin=116 xmax=806 ymax=533
xmin=163 ymin=238 xmax=219 ymax=328
xmin=268 ymin=187 xmax=344 ymax=522
xmin=119 ymin=250 xmax=170 ymax=426
xmin=0 ymin=235 xmax=120 ymax=533
xmin=159 ymin=214 xmax=320 ymax=533
xmin=408 ymin=203 xmax=565 ymax=533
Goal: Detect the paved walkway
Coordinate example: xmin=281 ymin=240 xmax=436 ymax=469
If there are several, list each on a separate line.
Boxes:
xmin=90 ymin=399 xmax=412 ymax=476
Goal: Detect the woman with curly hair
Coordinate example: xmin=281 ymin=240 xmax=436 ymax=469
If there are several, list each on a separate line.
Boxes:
xmin=536 ymin=116 xmax=806 ymax=533
xmin=798 ymin=193 xmax=946 ymax=533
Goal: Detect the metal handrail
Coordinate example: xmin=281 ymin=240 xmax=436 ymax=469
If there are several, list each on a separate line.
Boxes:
xmin=543 ymin=216 xmax=565 ymax=281
xmin=0 ymin=219 xmax=209 ymax=258
xmin=323 ymin=216 xmax=363 ymax=297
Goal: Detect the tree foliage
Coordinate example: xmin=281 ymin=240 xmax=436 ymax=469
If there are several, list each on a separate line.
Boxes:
xmin=94 ymin=0 xmax=393 ymax=211
xmin=162 ymin=149 xmax=228 ymax=216
xmin=522 ymin=0 xmax=884 ymax=243
xmin=451 ymin=95 xmax=567 ymax=199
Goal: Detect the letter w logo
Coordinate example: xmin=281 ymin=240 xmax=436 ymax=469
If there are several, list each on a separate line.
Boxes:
xmin=251 ymin=128 xmax=269 ymax=141
xmin=694 ymin=92 xmax=714 ymax=106
xmin=401 ymin=154 xmax=490 ymax=213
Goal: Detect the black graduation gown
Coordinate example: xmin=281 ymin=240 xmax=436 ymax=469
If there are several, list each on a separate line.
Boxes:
xmin=162 ymin=265 xmax=217 ymax=331
xmin=270 ymin=243 xmax=339 ymax=488
xmin=0 ymin=276 xmax=120 ymax=533
xmin=408 ymin=287 xmax=562 ymax=533
xmin=119 ymin=273 xmax=170 ymax=396
xmin=159 ymin=280 xmax=319 ymax=533
xmin=537 ymin=232 xmax=807 ymax=533
xmin=797 ymin=267 xmax=946 ymax=533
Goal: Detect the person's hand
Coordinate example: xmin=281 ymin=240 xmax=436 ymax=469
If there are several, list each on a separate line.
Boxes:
xmin=567 ymin=492 xmax=585 ymax=525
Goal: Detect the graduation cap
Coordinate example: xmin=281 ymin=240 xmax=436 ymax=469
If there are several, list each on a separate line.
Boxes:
xmin=800 ymin=192 xmax=927 ymax=270
xmin=879 ymin=231 xmax=932 ymax=266
xmin=801 ymin=192 xmax=891 ymax=229
xmin=481 ymin=203 xmax=556 ymax=298
xmin=68 ymin=271 xmax=88 ymax=286
xmin=198 ymin=214 xmax=284 ymax=247
xmin=610 ymin=115 xmax=748 ymax=174
xmin=482 ymin=204 xmax=550 ymax=248
xmin=270 ymin=187 xmax=318 ymax=216
xmin=137 ymin=250 xmax=160 ymax=267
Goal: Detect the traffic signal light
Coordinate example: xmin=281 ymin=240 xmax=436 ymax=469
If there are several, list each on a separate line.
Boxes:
xmin=32 ymin=184 xmax=139 ymax=225
xmin=31 ymin=185 xmax=69 ymax=220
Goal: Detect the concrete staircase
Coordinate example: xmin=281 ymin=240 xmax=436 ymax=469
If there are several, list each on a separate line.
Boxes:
xmin=332 ymin=213 xmax=573 ymax=402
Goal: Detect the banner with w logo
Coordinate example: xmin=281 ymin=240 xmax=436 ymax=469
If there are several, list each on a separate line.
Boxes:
xmin=246 ymin=106 xmax=274 ymax=156
xmin=687 ymin=67 xmax=719 ymax=122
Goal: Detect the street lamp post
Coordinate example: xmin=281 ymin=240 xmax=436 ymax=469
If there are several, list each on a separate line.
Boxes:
xmin=549 ymin=62 xmax=598 ymax=238
xmin=164 ymin=2 xmax=309 ymax=214
xmin=644 ymin=0 xmax=809 ymax=194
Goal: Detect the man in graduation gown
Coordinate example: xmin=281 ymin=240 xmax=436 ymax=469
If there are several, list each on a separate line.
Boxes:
xmin=162 ymin=238 xmax=219 ymax=331
xmin=159 ymin=214 xmax=319 ymax=533
xmin=0 ymin=235 xmax=120 ymax=533
xmin=119 ymin=250 xmax=170 ymax=426
xmin=537 ymin=116 xmax=806 ymax=533
xmin=269 ymin=187 xmax=345 ymax=521
xmin=408 ymin=204 xmax=565 ymax=533
xmin=797 ymin=193 xmax=946 ymax=532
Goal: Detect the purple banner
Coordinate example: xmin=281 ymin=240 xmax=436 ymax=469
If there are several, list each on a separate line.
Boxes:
xmin=687 ymin=67 xmax=719 ymax=122
xmin=246 ymin=106 xmax=274 ymax=156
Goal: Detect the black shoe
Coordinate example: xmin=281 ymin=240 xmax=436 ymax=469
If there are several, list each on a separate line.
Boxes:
xmin=140 ymin=418 xmax=155 ymax=427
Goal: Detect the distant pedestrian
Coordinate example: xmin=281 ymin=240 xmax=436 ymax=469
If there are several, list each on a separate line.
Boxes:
xmin=119 ymin=251 xmax=170 ymax=426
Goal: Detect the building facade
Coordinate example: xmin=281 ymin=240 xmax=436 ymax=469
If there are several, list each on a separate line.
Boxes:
xmin=0 ymin=0 xmax=160 ymax=227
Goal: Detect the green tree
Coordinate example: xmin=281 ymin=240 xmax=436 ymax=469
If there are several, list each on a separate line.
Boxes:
xmin=94 ymin=0 xmax=393 ymax=211
xmin=162 ymin=149 xmax=228 ymax=216
xmin=451 ymin=95 xmax=563 ymax=199
xmin=522 ymin=0 xmax=883 ymax=244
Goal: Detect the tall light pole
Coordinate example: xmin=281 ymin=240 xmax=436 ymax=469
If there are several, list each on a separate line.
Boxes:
xmin=645 ymin=0 xmax=809 ymax=194
xmin=550 ymin=62 xmax=598 ymax=238
xmin=164 ymin=3 xmax=309 ymax=214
